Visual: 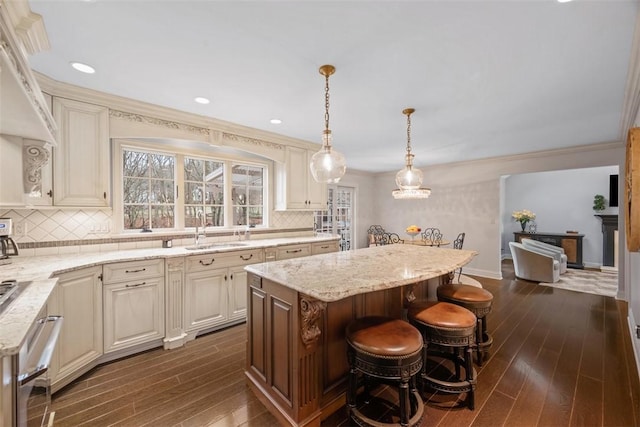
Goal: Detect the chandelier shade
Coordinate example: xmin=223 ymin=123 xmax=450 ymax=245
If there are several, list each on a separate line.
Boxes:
xmin=309 ymin=64 xmax=346 ymax=184
xmin=392 ymin=108 xmax=431 ymax=199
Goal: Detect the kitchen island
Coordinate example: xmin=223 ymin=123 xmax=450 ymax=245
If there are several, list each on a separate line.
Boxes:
xmin=244 ymin=244 xmax=477 ymax=427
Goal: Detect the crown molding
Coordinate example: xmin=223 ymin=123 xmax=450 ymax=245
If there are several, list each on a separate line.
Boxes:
xmin=35 ymin=72 xmax=320 ymax=152
xmin=2 ymin=0 xmax=50 ymax=54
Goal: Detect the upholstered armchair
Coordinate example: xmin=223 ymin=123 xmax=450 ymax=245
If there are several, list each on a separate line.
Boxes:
xmin=509 ymin=242 xmax=560 ymax=283
xmin=521 ymin=238 xmax=568 ymax=274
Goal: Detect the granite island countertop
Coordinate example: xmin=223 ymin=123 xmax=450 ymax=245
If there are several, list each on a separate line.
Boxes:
xmin=245 ymin=244 xmax=477 ymax=302
xmin=0 ymin=234 xmax=339 ymax=356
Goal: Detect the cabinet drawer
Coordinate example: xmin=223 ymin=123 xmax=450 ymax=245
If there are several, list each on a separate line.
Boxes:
xmin=276 ymin=244 xmax=311 ymax=260
xmin=186 ymin=249 xmax=264 ymax=272
xmin=103 ymin=259 xmax=165 ymax=284
xmin=311 ymin=241 xmax=339 ymax=255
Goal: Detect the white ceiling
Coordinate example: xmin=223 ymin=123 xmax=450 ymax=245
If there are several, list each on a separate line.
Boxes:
xmin=27 ymin=0 xmax=638 ymax=173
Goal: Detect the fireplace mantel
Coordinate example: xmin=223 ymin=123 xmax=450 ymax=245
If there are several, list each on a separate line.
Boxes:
xmin=595 ymin=214 xmax=618 ymax=267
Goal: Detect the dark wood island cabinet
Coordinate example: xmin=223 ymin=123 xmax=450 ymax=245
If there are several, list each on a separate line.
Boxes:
xmin=244 ymin=244 xmax=477 ymax=426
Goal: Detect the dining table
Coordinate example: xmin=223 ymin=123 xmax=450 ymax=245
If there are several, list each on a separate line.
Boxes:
xmin=404 ymin=238 xmax=450 ymax=247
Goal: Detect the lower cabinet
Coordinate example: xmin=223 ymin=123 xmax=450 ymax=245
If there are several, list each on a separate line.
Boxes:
xmin=275 ymin=243 xmax=312 ymax=260
xmin=184 ymin=248 xmax=264 ymax=336
xmin=103 ymin=277 xmax=165 ymax=353
xmin=102 ymin=259 xmax=166 ymax=353
xmin=184 ymin=267 xmax=229 ymax=332
xmin=49 ymin=266 xmax=103 ymax=391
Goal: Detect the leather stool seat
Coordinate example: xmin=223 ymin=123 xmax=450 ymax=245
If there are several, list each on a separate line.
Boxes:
xmin=437 ymin=283 xmax=494 ymax=365
xmin=408 ymin=301 xmax=477 ymax=410
xmin=346 ymin=316 xmax=424 ymax=427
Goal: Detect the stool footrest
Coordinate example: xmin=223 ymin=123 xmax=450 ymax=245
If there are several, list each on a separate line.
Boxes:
xmin=422 ymin=369 xmax=477 ymax=394
xmin=350 ymin=390 xmax=424 ymax=427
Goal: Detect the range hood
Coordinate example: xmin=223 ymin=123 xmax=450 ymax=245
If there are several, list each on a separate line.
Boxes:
xmin=0 ymin=0 xmax=56 ymax=145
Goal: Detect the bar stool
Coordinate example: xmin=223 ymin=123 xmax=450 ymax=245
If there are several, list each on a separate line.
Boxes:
xmin=346 ymin=316 xmax=424 ymax=427
xmin=408 ymin=301 xmax=477 ymax=410
xmin=437 ymin=283 xmax=494 ymax=366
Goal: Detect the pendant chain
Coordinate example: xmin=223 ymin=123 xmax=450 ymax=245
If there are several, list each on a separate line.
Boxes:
xmin=406 ymin=112 xmax=412 ymax=154
xmin=324 ymin=75 xmax=330 ymax=132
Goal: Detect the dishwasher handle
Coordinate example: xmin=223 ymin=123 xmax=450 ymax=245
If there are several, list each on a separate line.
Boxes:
xmin=18 ymin=315 xmax=63 ymax=386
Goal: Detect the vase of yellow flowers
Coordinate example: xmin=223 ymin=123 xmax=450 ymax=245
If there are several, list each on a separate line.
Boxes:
xmin=512 ymin=209 xmax=536 ymax=232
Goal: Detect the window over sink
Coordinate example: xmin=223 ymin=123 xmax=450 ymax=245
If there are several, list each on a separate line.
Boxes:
xmin=115 ymin=140 xmax=268 ymax=233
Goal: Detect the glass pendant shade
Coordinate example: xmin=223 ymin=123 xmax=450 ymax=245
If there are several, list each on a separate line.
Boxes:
xmin=392 ymin=108 xmax=431 ymax=199
xmin=310 ymin=64 xmax=346 ymax=184
xmin=310 ymin=131 xmax=346 ymax=183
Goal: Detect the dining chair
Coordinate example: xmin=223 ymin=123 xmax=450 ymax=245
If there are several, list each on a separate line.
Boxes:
xmin=421 ymin=228 xmax=443 ymax=246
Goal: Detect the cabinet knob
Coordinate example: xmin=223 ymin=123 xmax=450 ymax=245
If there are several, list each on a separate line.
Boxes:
xmin=47 ymin=190 xmax=53 ymax=198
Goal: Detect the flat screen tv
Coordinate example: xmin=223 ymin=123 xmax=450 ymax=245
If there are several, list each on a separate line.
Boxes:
xmin=610 ymin=174 xmax=618 ymax=207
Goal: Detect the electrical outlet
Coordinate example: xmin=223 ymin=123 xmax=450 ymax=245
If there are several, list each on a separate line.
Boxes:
xmin=14 ymin=221 xmax=25 ymax=237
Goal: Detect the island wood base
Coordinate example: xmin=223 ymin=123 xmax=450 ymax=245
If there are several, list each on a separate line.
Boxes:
xmin=245 ymin=272 xmax=446 ymax=426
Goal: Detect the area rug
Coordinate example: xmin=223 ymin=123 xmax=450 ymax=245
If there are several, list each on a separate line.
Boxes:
xmin=539 ymin=269 xmax=618 ymax=297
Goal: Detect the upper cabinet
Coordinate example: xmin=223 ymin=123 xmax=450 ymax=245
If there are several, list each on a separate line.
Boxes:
xmin=52 ymin=98 xmax=110 ymax=206
xmin=276 ymin=146 xmax=327 ymax=210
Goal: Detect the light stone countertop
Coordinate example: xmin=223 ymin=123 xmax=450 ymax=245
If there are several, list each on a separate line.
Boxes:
xmin=245 ymin=244 xmax=478 ymax=302
xmin=0 ymin=234 xmax=339 ymax=356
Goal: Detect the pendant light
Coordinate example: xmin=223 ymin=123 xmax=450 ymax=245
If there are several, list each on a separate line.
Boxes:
xmin=392 ymin=108 xmax=431 ymax=199
xmin=310 ymin=64 xmax=346 ymax=183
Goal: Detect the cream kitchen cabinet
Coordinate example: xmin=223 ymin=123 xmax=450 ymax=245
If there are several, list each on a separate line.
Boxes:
xmin=49 ymin=266 xmax=103 ymax=392
xmin=311 ymin=240 xmax=340 ymax=255
xmin=275 ymin=243 xmax=312 ymax=260
xmin=276 ymin=146 xmax=327 ymax=210
xmin=52 ymin=97 xmax=110 ymax=206
xmin=102 ymin=259 xmax=165 ymax=354
xmin=184 ymin=248 xmax=264 ymax=337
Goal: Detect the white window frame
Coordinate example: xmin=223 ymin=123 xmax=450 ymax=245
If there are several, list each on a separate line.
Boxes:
xmin=112 ymin=139 xmax=270 ymax=234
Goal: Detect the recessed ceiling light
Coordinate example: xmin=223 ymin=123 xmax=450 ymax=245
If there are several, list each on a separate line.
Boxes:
xmin=557 ymin=0 xmax=573 ymax=3
xmin=270 ymin=119 xmax=282 ymax=125
xmin=194 ymin=97 xmax=210 ymax=105
xmin=70 ymin=62 xmax=95 ymax=74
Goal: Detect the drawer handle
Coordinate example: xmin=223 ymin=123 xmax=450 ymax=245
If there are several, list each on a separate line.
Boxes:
xmin=240 ymin=254 xmax=253 ymax=261
xmin=126 ymin=282 xmax=146 ymax=288
xmin=199 ymin=258 xmax=215 ymax=266
xmin=320 ymin=245 xmax=329 ymax=249
xmin=125 ymin=268 xmax=146 ymax=273
xmin=286 ymin=249 xmax=302 ymax=253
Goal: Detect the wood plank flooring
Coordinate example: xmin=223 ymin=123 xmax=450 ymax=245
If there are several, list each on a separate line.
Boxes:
xmin=50 ymin=261 xmax=640 ymax=426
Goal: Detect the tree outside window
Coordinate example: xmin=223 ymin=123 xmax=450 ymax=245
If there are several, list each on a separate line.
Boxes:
xmin=184 ymin=157 xmax=224 ymax=228
xmin=123 ymin=149 xmax=175 ymax=230
xmin=232 ymin=164 xmax=264 ymax=226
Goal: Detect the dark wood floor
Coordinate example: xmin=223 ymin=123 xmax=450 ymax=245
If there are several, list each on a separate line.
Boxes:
xmin=50 ymin=261 xmax=640 ymax=426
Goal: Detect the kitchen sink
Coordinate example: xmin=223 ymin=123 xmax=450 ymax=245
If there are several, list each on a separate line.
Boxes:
xmin=185 ymin=242 xmax=249 ymax=250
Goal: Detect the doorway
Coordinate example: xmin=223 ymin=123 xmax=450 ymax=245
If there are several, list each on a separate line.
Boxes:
xmin=314 ymin=185 xmax=355 ymax=251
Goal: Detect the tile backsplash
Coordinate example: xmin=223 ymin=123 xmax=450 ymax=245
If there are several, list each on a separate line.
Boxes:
xmin=0 ymin=208 xmax=314 ymax=246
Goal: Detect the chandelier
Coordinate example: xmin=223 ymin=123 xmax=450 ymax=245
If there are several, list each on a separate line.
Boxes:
xmin=392 ymin=108 xmax=431 ymax=199
xmin=309 ymin=64 xmax=346 ymax=183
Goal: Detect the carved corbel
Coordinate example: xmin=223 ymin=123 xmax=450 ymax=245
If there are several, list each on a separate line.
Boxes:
xmin=23 ymin=144 xmax=50 ymax=195
xmin=300 ymin=296 xmax=326 ymax=349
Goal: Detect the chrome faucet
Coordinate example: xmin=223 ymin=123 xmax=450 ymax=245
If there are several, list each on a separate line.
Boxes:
xmin=194 ymin=211 xmax=206 ymax=246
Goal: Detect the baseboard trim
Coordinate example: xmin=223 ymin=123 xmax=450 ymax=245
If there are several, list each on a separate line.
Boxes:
xmin=627 ymin=308 xmax=640 ymax=384
xmin=462 ymin=267 xmax=502 ymax=280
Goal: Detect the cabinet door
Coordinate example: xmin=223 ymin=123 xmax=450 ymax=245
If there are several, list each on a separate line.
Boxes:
xmin=184 ymin=268 xmax=228 ymax=332
xmin=285 ymin=146 xmax=309 ymax=209
xmin=306 ymin=149 xmax=327 ymax=209
xmin=52 ymin=97 xmax=109 ymax=206
xmin=103 ymin=277 xmax=165 ymax=353
xmin=49 ymin=266 xmax=102 ymax=386
xmin=228 ymin=265 xmax=248 ymax=321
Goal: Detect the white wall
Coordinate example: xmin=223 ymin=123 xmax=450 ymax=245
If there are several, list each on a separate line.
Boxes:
xmin=503 ymin=166 xmax=619 ymax=267
xmin=372 ymin=142 xmax=624 ymax=280
xmin=339 ymin=169 xmax=377 ymax=249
